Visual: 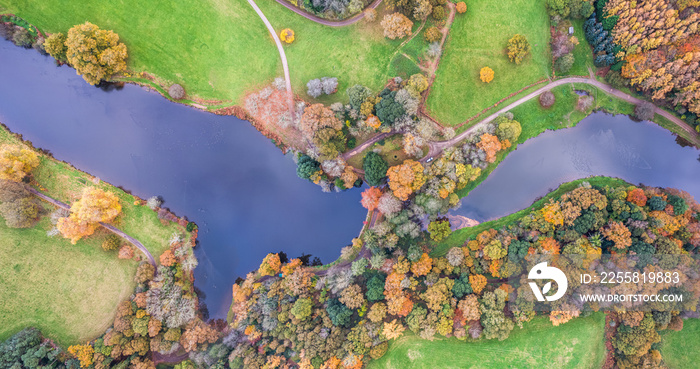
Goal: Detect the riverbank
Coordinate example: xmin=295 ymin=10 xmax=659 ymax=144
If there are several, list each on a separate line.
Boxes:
xmin=0 ymin=122 xmax=191 ymax=346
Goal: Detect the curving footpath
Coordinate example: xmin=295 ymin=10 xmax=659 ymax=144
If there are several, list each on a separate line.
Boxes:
xmin=28 ymin=187 xmax=157 ymax=267
xmin=425 ymin=77 xmax=700 ymax=159
xmin=247 ymin=0 xmax=296 ymax=121
xmin=272 ymin=0 xmax=383 ymax=27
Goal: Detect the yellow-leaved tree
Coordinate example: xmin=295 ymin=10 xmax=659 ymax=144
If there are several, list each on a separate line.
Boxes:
xmin=65 ymin=22 xmax=128 ymax=85
xmin=57 ymin=187 xmax=122 ymax=244
xmin=0 ymin=144 xmax=40 ymax=182
xmin=480 ymin=67 xmax=494 ymax=83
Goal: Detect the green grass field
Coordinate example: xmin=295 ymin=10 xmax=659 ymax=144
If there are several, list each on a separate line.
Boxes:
xmin=565 ymin=19 xmax=595 ymax=77
xmin=661 ymin=319 xmax=700 ymax=369
xmin=3 ymin=0 xmax=406 ymax=105
xmin=367 ymin=313 xmax=606 ymax=369
xmin=0 ymin=127 xmax=181 ymax=347
xmin=427 ymin=0 xmax=552 ymax=126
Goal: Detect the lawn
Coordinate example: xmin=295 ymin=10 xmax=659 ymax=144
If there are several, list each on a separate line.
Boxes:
xmin=426 ymin=0 xmax=552 ymax=126
xmin=0 ymin=126 xmax=182 ymax=347
xmin=565 ymin=19 xmax=596 ymax=77
xmin=367 ymin=313 xmax=606 ymax=369
xmin=661 ymin=318 xmax=700 ymax=369
xmin=2 ymin=0 xmax=404 ymax=106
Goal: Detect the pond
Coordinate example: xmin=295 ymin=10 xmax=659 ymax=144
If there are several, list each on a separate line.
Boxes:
xmin=453 ymin=112 xmax=700 ymax=222
xmin=0 ymin=40 xmax=367 ymax=318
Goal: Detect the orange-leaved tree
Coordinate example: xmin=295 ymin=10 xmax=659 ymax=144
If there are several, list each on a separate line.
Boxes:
xmin=57 ymin=187 xmax=122 ymax=244
xmin=0 ymin=144 xmax=40 ymax=182
xmin=65 ymin=22 xmax=128 ymax=85
xmin=386 ymin=159 xmax=426 ymax=201
xmin=259 ymin=253 xmax=282 ymax=276
xmin=361 ymin=187 xmax=383 ymax=211
xmin=68 ymin=344 xmax=94 ymax=368
xmin=381 ymin=13 xmax=413 ymax=40
xmin=476 ymin=133 xmax=502 ymax=163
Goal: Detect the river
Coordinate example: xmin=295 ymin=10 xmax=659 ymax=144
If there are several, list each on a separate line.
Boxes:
xmin=0 ymin=39 xmax=367 ymax=318
xmin=454 ymin=113 xmax=700 ymax=222
xmin=1 ymin=38 xmax=699 ymax=319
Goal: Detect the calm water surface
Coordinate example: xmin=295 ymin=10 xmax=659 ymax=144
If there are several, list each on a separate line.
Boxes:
xmin=454 ymin=113 xmax=700 ymax=221
xmin=0 ymin=40 xmax=366 ymax=318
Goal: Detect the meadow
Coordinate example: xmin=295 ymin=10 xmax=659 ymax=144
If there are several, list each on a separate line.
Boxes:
xmin=426 ymin=0 xmax=552 ymax=126
xmin=367 ymin=313 xmax=606 ymax=369
xmin=0 ymin=126 xmax=181 ymax=346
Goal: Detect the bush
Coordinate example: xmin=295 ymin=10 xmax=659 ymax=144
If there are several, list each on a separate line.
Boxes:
xmin=169 ymin=84 xmax=186 ymax=100
xmin=554 ymin=53 xmax=575 ymax=73
xmin=12 ymin=28 xmax=33 ymax=48
xmin=634 ymin=101 xmax=655 ymax=121
xmin=364 ymin=8 xmax=377 ymax=22
xmin=539 ymin=90 xmax=556 ymax=108
xmin=102 ymin=234 xmax=122 ymax=251
xmin=0 ymin=23 xmax=15 ymax=40
xmin=424 ymin=26 xmax=441 ymax=43
xmin=506 ymin=34 xmax=531 ymax=64
xmin=146 ymin=196 xmax=163 ymax=210
xmin=186 ymin=221 xmax=197 ymax=232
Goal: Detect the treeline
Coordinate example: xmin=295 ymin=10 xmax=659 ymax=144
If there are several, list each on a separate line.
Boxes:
xmin=228 ymin=181 xmax=700 ymax=368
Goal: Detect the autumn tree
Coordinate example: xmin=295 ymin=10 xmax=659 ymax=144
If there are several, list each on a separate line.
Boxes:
xmin=363 ymin=152 xmax=389 ymax=186
xmin=428 ymin=218 xmax=451 ymax=242
xmin=291 ymin=297 xmax=313 ymax=320
xmin=458 ymin=294 xmax=481 ymax=324
xmin=381 ymin=13 xmax=413 ymax=40
xmin=68 ymin=344 xmax=94 ymax=368
xmin=480 ymin=67 xmax=494 ymax=83
xmin=180 ymin=320 xmax=220 ymax=352
xmin=411 ymin=253 xmax=432 ymax=276
xmin=424 ymin=26 xmax=441 ymax=43
xmin=386 ymin=159 xmax=426 ymax=200
xmin=507 ymin=34 xmax=531 ymax=64
xmin=340 ymin=284 xmax=365 ymax=309
xmin=280 ymin=28 xmax=295 ymax=43
xmin=65 ymin=22 xmax=128 ymax=85
xmin=160 ymin=249 xmax=177 ymax=267
xmin=361 ymin=187 xmax=383 ymax=211
xmin=495 ymin=116 xmax=522 ymax=143
xmin=602 ymin=221 xmax=632 ymax=251
xmin=480 ymin=289 xmax=514 ymax=340
xmin=44 ymin=32 xmax=68 ymax=62
xmin=259 ymin=253 xmax=282 ymax=276
xmin=476 ymin=133 xmax=503 ymax=163
xmin=57 ymin=187 xmax=122 ymax=244
xmin=456 ymin=2 xmax=467 ymax=13
xmin=364 ymin=8 xmax=378 ymax=22
xmin=626 ymin=188 xmax=647 ymax=207
xmin=0 ymin=144 xmax=40 ymax=182
xmin=0 ymin=197 xmax=41 ymax=228
xmin=634 ymin=101 xmax=655 ymax=121
xmin=382 ymin=320 xmax=405 ymax=339
xmin=300 ymin=104 xmax=343 ymax=138
xmin=469 ymin=274 xmax=487 ymax=295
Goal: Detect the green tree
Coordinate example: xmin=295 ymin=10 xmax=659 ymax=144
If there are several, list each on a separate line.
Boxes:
xmin=366 ymin=274 xmax=386 ymax=302
xmin=428 ymin=218 xmax=451 ymax=242
xmin=291 ymin=297 xmax=313 ymax=320
xmin=480 ymin=289 xmax=514 ymax=340
xmin=347 ymin=84 xmax=373 ymax=112
xmin=375 ymin=90 xmax=405 ymax=126
xmin=495 ymin=117 xmax=522 ymax=143
xmin=554 ymin=53 xmax=575 ymax=73
xmin=296 ymin=154 xmax=320 ymax=180
xmin=65 ymin=22 xmax=128 ymax=85
xmin=326 ymin=298 xmax=353 ymax=327
xmin=363 ymin=152 xmax=389 ymax=186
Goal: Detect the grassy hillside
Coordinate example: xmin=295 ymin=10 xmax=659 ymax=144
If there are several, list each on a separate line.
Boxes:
xmin=427 ymin=0 xmax=551 ymax=126
xmin=367 ymin=313 xmax=606 ymax=369
xmin=0 ymin=126 xmax=183 ymax=347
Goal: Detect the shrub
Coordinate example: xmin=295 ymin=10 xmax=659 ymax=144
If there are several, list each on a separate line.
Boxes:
xmin=554 ymin=53 xmax=575 ymax=73
xmin=44 ymin=33 xmax=68 ymax=62
xmin=539 ymin=90 xmax=556 ymax=108
xmin=12 ymin=28 xmax=33 ymax=48
xmin=186 ymin=221 xmax=197 ymax=232
xmin=456 ymin=2 xmax=467 ymax=13
xmin=364 ymin=8 xmax=377 ymax=22
xmin=424 ymin=26 xmax=441 ymax=43
xmin=146 ymin=196 xmax=163 ymax=210
xmin=169 ymin=84 xmax=186 ymax=100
